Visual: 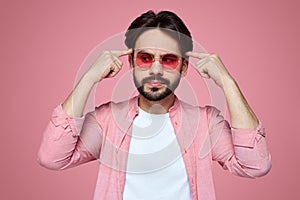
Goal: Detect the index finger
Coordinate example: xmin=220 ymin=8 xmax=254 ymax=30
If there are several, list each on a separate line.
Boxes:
xmin=110 ymin=49 xmax=133 ymax=57
xmin=185 ymin=51 xmax=209 ymax=59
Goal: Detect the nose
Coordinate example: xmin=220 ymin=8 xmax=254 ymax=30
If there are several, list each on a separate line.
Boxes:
xmin=149 ymin=60 xmax=163 ymax=76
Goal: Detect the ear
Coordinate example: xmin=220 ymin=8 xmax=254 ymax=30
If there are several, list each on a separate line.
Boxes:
xmin=180 ymin=59 xmax=188 ymax=77
xmin=128 ymin=54 xmax=133 ymax=68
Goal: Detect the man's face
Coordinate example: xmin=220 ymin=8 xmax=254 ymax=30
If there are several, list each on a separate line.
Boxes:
xmin=131 ymin=29 xmax=188 ymax=101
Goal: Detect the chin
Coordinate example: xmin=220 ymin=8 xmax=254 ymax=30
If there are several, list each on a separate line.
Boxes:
xmin=138 ymin=86 xmax=173 ymax=101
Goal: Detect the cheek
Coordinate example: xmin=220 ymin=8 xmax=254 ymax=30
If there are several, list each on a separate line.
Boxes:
xmin=133 ymin=70 xmax=146 ymax=85
xmin=134 ymin=69 xmax=147 ymax=78
xmin=165 ymin=71 xmax=181 ymax=80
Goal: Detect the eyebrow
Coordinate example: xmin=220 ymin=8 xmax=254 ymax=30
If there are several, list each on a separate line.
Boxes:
xmin=136 ymin=49 xmax=150 ymax=54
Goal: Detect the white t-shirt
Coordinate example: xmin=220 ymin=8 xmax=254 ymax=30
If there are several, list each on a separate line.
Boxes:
xmin=123 ymin=108 xmax=192 ymax=200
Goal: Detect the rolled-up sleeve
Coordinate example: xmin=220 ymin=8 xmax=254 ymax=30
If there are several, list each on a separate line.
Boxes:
xmin=37 ymin=104 xmax=101 ymax=170
xmin=209 ymin=107 xmax=272 ymax=178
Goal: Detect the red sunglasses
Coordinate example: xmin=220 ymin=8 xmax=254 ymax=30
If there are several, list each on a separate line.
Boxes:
xmin=135 ymin=51 xmax=180 ymax=70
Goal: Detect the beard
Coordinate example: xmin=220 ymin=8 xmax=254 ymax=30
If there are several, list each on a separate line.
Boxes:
xmin=133 ymin=72 xmax=181 ymax=101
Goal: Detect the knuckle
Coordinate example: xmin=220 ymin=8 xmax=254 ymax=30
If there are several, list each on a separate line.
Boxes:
xmin=210 ymin=53 xmax=219 ymax=59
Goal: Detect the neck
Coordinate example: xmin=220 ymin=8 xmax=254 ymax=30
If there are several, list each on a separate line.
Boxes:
xmin=138 ymin=93 xmax=175 ymax=114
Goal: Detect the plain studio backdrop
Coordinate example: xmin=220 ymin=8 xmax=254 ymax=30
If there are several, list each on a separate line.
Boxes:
xmin=1 ymin=0 xmax=299 ymax=199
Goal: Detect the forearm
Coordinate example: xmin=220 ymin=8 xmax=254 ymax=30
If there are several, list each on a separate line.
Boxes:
xmin=62 ymin=49 xmax=132 ymax=117
xmin=62 ymin=73 xmax=96 ymax=117
xmin=222 ymin=76 xmax=258 ymax=129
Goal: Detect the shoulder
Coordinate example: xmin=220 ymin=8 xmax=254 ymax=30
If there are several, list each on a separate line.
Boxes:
xmin=94 ymin=98 xmax=134 ymax=122
xmin=178 ymin=99 xmax=219 ymax=116
xmin=95 ymin=98 xmax=131 ymax=112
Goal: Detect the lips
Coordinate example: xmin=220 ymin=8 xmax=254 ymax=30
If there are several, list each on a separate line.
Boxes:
xmin=147 ymin=81 xmax=164 ymax=87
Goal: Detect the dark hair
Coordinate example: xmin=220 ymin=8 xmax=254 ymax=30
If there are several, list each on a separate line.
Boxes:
xmin=125 ymin=10 xmax=193 ymax=58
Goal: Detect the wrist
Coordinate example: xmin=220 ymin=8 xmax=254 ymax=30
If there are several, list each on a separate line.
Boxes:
xmin=221 ymin=74 xmax=236 ymax=90
xmin=82 ymin=72 xmax=101 ymax=86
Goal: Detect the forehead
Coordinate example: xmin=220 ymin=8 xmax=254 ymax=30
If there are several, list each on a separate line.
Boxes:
xmin=134 ymin=29 xmax=181 ymax=55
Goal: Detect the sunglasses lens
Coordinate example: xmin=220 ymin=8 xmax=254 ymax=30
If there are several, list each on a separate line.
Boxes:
xmin=136 ymin=53 xmax=153 ymax=69
xmin=161 ymin=54 xmax=179 ymax=69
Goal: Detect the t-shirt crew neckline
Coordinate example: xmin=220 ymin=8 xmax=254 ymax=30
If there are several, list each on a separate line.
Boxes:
xmin=138 ymin=107 xmax=170 ymax=119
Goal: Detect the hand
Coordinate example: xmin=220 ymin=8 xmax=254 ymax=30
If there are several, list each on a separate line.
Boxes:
xmin=85 ymin=49 xmax=132 ymax=84
xmin=186 ymin=51 xmax=233 ymax=88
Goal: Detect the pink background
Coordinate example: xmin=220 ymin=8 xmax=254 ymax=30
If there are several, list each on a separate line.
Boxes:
xmin=1 ymin=0 xmax=299 ymax=199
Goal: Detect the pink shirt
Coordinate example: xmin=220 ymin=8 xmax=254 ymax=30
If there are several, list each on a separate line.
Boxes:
xmin=37 ymin=96 xmax=271 ymax=200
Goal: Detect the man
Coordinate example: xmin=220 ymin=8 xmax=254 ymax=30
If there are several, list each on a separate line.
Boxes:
xmin=38 ymin=10 xmax=271 ymax=200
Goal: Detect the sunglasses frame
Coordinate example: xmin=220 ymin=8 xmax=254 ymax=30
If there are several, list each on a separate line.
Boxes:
xmin=133 ymin=49 xmax=182 ymax=70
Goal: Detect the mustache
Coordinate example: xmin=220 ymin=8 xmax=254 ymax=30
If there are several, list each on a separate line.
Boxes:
xmin=141 ymin=75 xmax=170 ymax=85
